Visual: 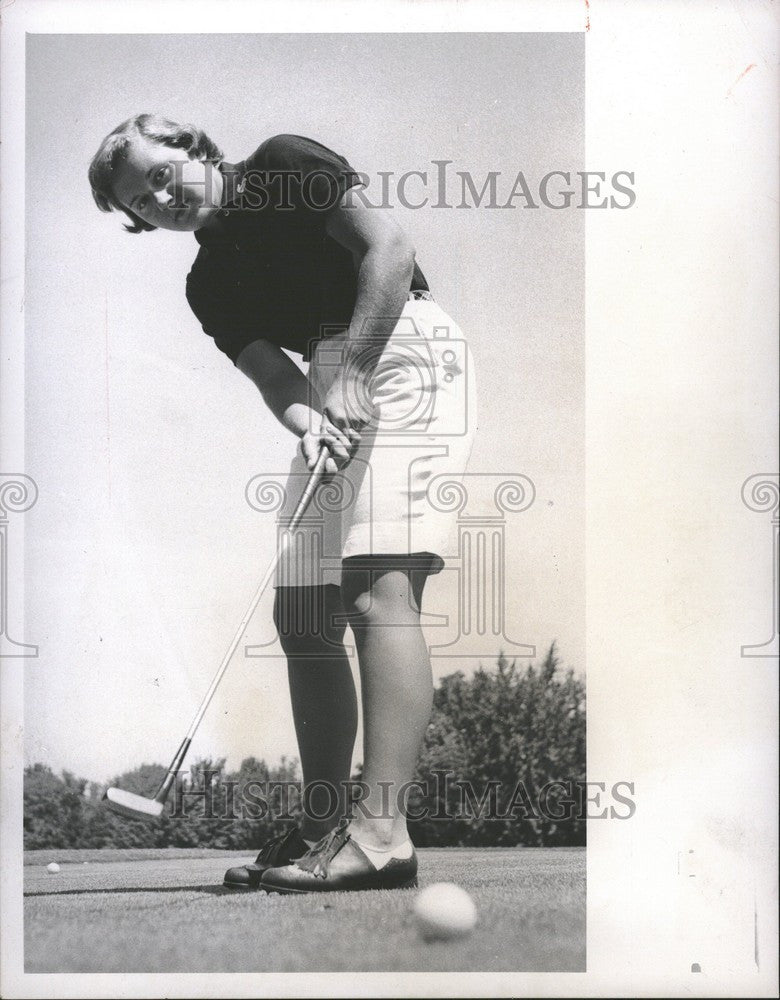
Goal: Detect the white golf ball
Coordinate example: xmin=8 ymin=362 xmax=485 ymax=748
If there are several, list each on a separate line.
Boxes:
xmin=46 ymin=862 xmax=60 ymax=874
xmin=413 ymin=882 xmax=477 ymax=941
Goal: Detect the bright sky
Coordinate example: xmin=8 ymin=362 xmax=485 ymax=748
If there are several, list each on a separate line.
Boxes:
xmin=24 ymin=33 xmax=584 ymax=782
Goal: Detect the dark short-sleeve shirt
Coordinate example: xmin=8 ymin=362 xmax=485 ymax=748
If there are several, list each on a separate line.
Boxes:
xmin=185 ymin=134 xmax=429 ymax=364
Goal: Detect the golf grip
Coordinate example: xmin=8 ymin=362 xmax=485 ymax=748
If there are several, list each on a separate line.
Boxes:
xmin=153 ymin=445 xmax=330 ymax=804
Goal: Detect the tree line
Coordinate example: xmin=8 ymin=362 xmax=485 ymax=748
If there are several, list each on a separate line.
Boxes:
xmin=24 ymin=645 xmax=585 ymax=850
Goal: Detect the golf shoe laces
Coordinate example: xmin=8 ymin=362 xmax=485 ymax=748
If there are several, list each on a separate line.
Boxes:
xmin=295 ymin=818 xmax=352 ymax=879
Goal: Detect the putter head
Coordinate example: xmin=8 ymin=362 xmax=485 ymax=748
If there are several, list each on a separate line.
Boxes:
xmin=103 ymin=786 xmax=164 ymax=822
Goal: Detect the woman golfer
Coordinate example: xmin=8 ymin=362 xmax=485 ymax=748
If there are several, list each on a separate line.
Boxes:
xmin=89 ymin=115 xmax=476 ymax=893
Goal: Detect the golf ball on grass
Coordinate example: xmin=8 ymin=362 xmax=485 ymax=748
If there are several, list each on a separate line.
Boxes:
xmin=46 ymin=862 xmax=60 ymax=874
xmin=413 ymin=882 xmax=477 ymax=941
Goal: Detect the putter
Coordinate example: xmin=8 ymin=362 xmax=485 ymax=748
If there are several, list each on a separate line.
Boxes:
xmin=104 ymin=445 xmax=331 ymax=821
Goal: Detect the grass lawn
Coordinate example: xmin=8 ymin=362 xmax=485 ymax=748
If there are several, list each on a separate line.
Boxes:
xmin=24 ymin=846 xmax=585 ymax=973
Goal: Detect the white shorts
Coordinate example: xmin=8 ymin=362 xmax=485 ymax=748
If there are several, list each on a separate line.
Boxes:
xmin=273 ymin=296 xmax=477 ymax=587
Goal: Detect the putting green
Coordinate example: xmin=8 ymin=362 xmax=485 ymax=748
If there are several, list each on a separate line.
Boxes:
xmin=24 ymin=847 xmax=585 ymax=973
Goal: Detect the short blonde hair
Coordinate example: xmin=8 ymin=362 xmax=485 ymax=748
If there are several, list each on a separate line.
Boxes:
xmin=88 ymin=113 xmax=223 ymax=233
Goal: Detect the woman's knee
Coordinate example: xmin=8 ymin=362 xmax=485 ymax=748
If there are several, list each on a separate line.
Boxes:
xmin=340 ymin=564 xmax=423 ymax=628
xmin=273 ymin=585 xmax=346 ymax=655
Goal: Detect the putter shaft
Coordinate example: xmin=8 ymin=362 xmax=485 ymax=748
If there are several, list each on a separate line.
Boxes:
xmin=153 ymin=445 xmax=329 ymax=801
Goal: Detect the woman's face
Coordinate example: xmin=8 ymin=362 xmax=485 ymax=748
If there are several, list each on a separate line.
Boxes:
xmin=112 ymin=134 xmax=224 ymax=232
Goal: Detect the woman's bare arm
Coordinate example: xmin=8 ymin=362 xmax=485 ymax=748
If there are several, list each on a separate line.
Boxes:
xmin=236 ymin=338 xmax=318 ymax=438
xmin=235 ymin=338 xmax=357 ymax=473
xmin=322 ymin=192 xmax=415 ymax=433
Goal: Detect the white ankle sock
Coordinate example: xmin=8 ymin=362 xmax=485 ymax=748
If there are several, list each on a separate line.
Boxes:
xmin=351 ymin=836 xmax=414 ymax=871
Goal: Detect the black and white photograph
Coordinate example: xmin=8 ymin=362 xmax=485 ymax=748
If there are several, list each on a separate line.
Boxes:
xmin=1 ymin=1 xmax=777 ymax=998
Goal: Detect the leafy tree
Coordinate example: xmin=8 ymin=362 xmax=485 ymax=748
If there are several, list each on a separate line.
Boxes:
xmin=166 ymin=755 xmax=304 ymax=849
xmin=411 ymin=644 xmax=585 ymax=847
xmin=23 ymin=764 xmax=86 ymax=849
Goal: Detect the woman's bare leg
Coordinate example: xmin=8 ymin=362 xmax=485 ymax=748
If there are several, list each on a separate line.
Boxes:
xmin=340 ymin=557 xmax=433 ymax=848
